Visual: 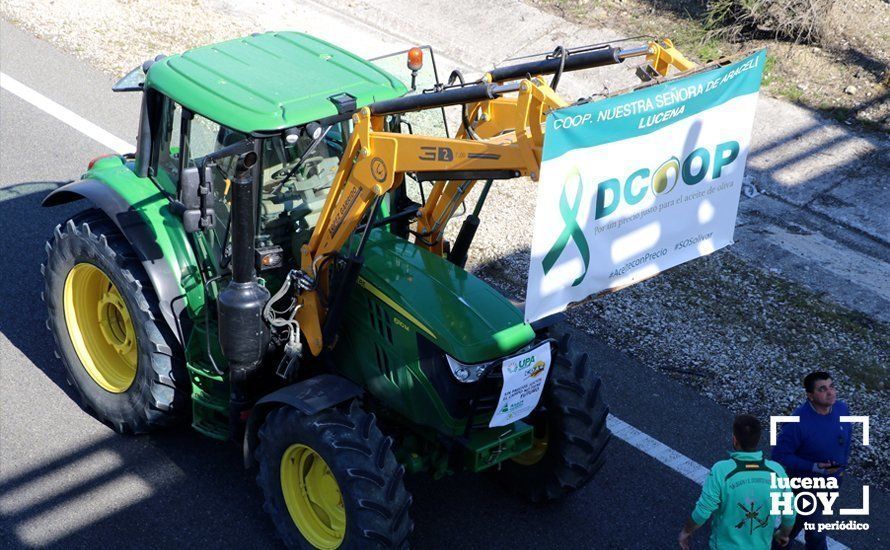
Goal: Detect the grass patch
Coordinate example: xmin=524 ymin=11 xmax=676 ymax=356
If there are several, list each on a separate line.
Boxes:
xmin=828 ymin=107 xmax=852 ymax=123
xmin=844 ymin=358 xmax=890 ymax=391
xmin=778 ymin=82 xmax=804 ymax=102
xmin=529 ymin=0 xmax=890 ymax=131
xmin=705 ymin=0 xmax=835 ymax=44
xmin=762 ymin=54 xmax=777 ymax=85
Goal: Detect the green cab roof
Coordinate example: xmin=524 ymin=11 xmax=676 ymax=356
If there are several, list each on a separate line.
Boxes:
xmin=144 ymin=31 xmax=408 ymax=133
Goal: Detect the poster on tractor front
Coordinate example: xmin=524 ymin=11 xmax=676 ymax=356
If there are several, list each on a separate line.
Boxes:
xmin=525 ymin=50 xmax=766 ymax=323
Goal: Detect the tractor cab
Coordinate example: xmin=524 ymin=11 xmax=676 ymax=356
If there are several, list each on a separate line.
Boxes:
xmin=127 ymin=32 xmax=410 ymax=265
xmin=125 ymin=33 xmax=456 ymax=268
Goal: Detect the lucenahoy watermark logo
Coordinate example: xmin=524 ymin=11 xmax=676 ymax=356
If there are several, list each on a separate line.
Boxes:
xmin=770 ymin=415 xmax=871 ymax=534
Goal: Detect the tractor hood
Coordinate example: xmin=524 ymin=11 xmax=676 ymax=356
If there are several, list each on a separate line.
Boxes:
xmin=355 ymin=230 xmax=535 ymax=364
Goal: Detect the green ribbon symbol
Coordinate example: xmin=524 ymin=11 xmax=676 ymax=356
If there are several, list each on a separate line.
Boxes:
xmin=542 ymin=168 xmax=590 ymax=287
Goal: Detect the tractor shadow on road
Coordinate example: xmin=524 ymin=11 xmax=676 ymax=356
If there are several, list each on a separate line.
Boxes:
xmin=0 ymin=182 xmax=82 ymax=402
xmin=0 ymin=419 xmax=273 ymax=548
xmin=0 ymin=424 xmax=696 ymax=549
xmin=0 ymin=183 xmax=273 ymax=546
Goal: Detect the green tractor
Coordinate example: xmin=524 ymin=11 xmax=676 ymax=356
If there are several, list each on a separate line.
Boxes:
xmin=42 ymin=31 xmax=686 ymax=548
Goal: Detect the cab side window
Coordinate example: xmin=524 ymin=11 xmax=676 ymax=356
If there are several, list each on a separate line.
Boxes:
xmin=148 ymin=94 xmax=181 ymax=194
xmin=181 ymin=113 xmax=238 ymax=252
xmin=148 ymin=91 xmax=239 ymax=258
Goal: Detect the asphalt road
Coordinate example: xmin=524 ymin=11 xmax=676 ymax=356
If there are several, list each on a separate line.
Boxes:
xmin=0 ymin=19 xmax=885 ymax=550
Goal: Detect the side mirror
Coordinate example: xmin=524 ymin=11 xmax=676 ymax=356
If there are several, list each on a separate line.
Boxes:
xmin=178 ymin=163 xmax=215 ymax=233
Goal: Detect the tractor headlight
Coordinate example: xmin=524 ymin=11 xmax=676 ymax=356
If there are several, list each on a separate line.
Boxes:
xmin=445 ymin=355 xmax=496 ymax=384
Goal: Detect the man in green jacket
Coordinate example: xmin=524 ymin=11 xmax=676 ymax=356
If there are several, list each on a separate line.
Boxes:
xmin=678 ymin=415 xmax=796 ymax=549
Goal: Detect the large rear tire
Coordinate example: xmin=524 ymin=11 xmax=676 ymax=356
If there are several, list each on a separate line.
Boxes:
xmin=256 ymin=402 xmax=413 ymax=549
xmin=42 ymin=209 xmax=188 ymax=433
xmin=497 ymin=333 xmax=611 ymax=501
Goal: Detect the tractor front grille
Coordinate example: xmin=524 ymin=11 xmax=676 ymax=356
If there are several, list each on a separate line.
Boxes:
xmin=367 ymin=297 xmax=398 ymax=385
xmin=417 ymin=336 xmax=504 ymax=423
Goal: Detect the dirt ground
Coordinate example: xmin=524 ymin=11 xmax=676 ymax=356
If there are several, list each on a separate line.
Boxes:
xmin=529 ymin=0 xmax=890 ymax=131
xmin=0 ymin=0 xmax=256 ymax=77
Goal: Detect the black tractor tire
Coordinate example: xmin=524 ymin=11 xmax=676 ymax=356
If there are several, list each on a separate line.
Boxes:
xmin=496 ymin=333 xmax=611 ymax=502
xmin=42 ymin=208 xmax=189 ymax=433
xmin=256 ymin=401 xmax=413 ymax=549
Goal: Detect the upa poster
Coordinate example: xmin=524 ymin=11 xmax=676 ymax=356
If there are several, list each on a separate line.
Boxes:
xmin=525 ymin=50 xmax=766 ymax=323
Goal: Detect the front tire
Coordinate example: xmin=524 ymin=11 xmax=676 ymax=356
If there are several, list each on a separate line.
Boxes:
xmin=497 ymin=333 xmax=611 ymax=501
xmin=257 ymin=402 xmax=413 ymax=549
xmin=42 ymin=209 xmax=188 ymax=433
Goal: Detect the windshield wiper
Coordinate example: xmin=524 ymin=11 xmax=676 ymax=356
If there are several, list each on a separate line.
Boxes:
xmin=204 ymin=138 xmax=254 ymax=163
xmin=272 ymin=125 xmax=334 ymax=194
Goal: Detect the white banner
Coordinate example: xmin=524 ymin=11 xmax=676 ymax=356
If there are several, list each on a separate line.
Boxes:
xmin=525 ymin=51 xmax=766 ymax=322
xmin=489 ymin=343 xmax=551 ymax=428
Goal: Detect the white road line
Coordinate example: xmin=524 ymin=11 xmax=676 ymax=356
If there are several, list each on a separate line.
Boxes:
xmin=0 ymin=72 xmax=133 ymax=154
xmin=607 ymin=414 xmax=850 ymax=550
xmin=608 ymin=414 xmax=710 ymax=484
xmin=2 ymin=66 xmax=850 ymax=550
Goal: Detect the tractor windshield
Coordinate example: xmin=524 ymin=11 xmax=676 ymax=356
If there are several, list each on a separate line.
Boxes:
xmin=173 ymin=118 xmax=346 ymax=272
xmin=146 ymin=90 xmax=349 ymax=276
xmin=256 ymin=127 xmax=345 ymax=265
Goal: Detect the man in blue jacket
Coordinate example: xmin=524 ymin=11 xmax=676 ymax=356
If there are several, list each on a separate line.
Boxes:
xmin=772 ymin=371 xmax=852 ymax=550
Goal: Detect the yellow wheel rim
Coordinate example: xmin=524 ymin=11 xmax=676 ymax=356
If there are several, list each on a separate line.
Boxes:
xmin=63 ymin=263 xmax=138 ymax=393
xmin=512 ymin=426 xmax=549 ymax=466
xmin=280 ymin=444 xmax=345 ymax=549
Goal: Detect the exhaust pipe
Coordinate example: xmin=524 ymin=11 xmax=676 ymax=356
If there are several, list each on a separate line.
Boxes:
xmin=217 ymin=148 xmax=270 ymax=382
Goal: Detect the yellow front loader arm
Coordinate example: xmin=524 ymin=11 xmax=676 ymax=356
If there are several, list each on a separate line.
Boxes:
xmin=295 ymin=78 xmax=566 ymax=354
xmin=296 ymin=40 xmax=694 ymax=355
xmin=414 ymin=81 xmax=568 ymax=254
